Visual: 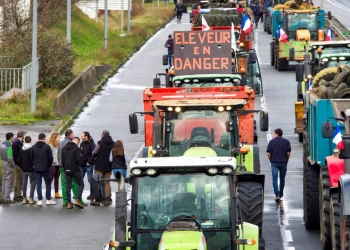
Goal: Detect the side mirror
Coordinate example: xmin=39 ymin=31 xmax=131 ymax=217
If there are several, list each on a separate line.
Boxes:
xmin=153 ymin=78 xmax=161 ymax=88
xmin=328 ymin=11 xmax=332 ymax=20
xmin=321 ymin=121 xmax=333 ymax=138
xmin=129 ymin=113 xmax=139 ymax=134
xmin=289 ymin=48 xmax=295 ymax=62
xmin=249 ymin=52 xmax=257 ymax=64
xmin=260 ymin=111 xmax=269 ymax=132
xmin=295 ymin=64 xmax=304 ymax=82
xmin=92 ymin=174 xmax=105 ymax=202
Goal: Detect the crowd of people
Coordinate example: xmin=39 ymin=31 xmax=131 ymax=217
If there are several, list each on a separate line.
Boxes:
xmin=0 ymin=129 xmax=130 ymax=209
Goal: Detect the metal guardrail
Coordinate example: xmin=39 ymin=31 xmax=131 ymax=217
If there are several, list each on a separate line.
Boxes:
xmin=0 ymin=58 xmax=39 ymax=93
xmin=325 ymin=15 xmax=350 ymax=40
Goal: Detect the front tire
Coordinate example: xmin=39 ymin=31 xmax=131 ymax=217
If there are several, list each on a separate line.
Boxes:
xmin=330 ymin=193 xmax=341 ymax=250
xmin=303 ymin=162 xmax=320 ymax=229
xmin=270 ymin=42 xmax=275 ymax=66
xmin=320 ymin=166 xmax=332 ymax=248
xmin=237 ymin=181 xmax=264 ymax=236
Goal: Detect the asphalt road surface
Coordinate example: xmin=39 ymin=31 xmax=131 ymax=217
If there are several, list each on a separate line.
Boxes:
xmin=1 ymin=4 xmax=349 ymax=248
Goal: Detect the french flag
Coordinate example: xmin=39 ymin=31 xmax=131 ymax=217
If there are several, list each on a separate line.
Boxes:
xmin=333 ymin=123 xmax=344 ymax=150
xmin=308 ymin=78 xmax=312 ymax=90
xmin=278 ymin=26 xmax=288 ymax=43
xmin=326 ymin=27 xmax=332 ymax=41
xmin=202 ymin=16 xmax=210 ymax=31
xmin=241 ymin=14 xmax=252 ymax=34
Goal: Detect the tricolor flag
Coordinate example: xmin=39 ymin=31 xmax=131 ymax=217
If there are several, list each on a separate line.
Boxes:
xmin=202 ymin=16 xmax=210 ymax=31
xmin=241 ymin=14 xmax=252 ymax=34
xmin=231 ymin=22 xmax=237 ymax=50
xmin=333 ymin=123 xmax=345 ymax=150
xmin=308 ymin=78 xmax=312 ymax=90
xmin=326 ymin=27 xmax=333 ymax=41
xmin=278 ymin=26 xmax=288 ymax=43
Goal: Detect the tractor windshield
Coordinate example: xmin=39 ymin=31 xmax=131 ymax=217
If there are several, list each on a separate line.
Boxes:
xmin=287 ymin=13 xmax=317 ymax=32
xmin=134 ymin=174 xmax=232 ymax=249
xmin=165 ymin=110 xmax=232 ymax=157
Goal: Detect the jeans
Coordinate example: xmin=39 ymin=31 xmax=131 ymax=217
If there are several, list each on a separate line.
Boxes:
xmin=176 ymin=11 xmax=182 ymax=21
xmin=50 ymin=165 xmax=60 ymax=193
xmin=34 ymin=171 xmax=52 ymax=200
xmin=66 ymin=172 xmax=84 ymax=201
xmin=168 ymin=50 xmax=173 ymax=68
xmin=271 ymin=163 xmax=287 ymax=197
xmin=112 ymin=169 xmax=127 ymax=178
xmin=22 ymin=171 xmax=36 ymax=198
xmin=80 ymin=164 xmax=94 ymax=195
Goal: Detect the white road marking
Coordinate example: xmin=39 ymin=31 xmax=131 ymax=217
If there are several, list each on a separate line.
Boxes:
xmin=108 ymin=84 xmax=148 ymax=90
xmin=327 ymin=0 xmax=350 ymax=11
xmin=285 ymin=230 xmax=293 ymax=242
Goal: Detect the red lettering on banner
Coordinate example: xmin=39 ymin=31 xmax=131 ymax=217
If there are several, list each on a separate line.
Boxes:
xmin=203 ymin=46 xmax=210 ymax=55
xmin=194 ymin=47 xmax=199 ymax=55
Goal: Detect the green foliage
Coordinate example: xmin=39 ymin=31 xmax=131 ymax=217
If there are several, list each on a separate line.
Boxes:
xmin=0 ymin=30 xmax=75 ymax=89
xmin=0 ymin=160 xmax=2 ymax=202
xmin=144 ymin=0 xmax=153 ymax=3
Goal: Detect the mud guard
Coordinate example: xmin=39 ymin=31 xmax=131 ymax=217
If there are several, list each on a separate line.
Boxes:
xmin=339 ymin=174 xmax=350 ymax=215
xmin=326 ymin=156 xmax=344 ymax=188
xmin=236 ymin=173 xmax=265 ymax=190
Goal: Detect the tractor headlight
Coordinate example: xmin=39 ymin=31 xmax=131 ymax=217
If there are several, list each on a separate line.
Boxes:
xmin=146 ymin=168 xmax=157 ymax=175
xmin=175 ymin=107 xmax=182 ymax=113
xmin=167 ymin=107 xmax=173 ymax=111
xmin=131 ymin=168 xmax=142 ymax=175
xmin=218 ymin=106 xmax=225 ymax=112
xmin=222 ymin=167 xmax=233 ymax=174
xmin=207 ymin=167 xmax=218 ymax=174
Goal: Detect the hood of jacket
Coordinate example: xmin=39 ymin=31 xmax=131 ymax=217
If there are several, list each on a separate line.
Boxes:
xmin=22 ymin=143 xmax=32 ymax=150
xmin=64 ymin=141 xmax=77 ymax=150
xmin=14 ymin=137 xmax=22 ymax=143
xmin=34 ymin=141 xmax=46 ymax=148
xmin=101 ymin=135 xmax=114 ymax=145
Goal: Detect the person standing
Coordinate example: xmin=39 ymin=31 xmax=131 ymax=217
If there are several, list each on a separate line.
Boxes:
xmin=259 ymin=0 xmax=264 ymax=23
xmin=109 ymin=140 xmax=130 ymax=178
xmin=252 ymin=2 xmax=261 ymax=29
xmin=174 ymin=1 xmax=184 ymax=22
xmin=48 ymin=132 xmax=62 ymax=199
xmin=12 ymin=130 xmax=26 ymax=202
xmin=79 ymin=131 xmax=96 ymax=200
xmin=91 ymin=130 xmax=114 ymax=206
xmin=0 ymin=133 xmax=16 ymax=203
xmin=18 ymin=136 xmax=37 ymax=205
xmin=164 ymin=34 xmax=174 ymax=68
xmin=31 ymin=133 xmax=55 ymax=206
xmin=62 ymin=137 xmax=85 ymax=209
xmin=266 ymin=128 xmax=291 ymax=201
xmin=58 ymin=129 xmax=86 ymax=206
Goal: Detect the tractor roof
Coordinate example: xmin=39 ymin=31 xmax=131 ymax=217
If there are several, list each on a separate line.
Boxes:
xmin=310 ymin=41 xmax=350 ymax=48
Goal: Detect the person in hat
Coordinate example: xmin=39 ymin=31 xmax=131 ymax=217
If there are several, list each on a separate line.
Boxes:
xmin=90 ymin=130 xmax=115 ymax=206
xmin=12 ymin=130 xmax=27 ymax=201
xmin=58 ymin=129 xmax=87 ymax=207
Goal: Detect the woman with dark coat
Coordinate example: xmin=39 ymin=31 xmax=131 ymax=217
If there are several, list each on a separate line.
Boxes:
xmin=109 ymin=140 xmax=130 ymax=178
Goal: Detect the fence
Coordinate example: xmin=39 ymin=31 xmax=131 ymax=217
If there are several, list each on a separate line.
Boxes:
xmin=0 ymin=58 xmax=39 ymax=93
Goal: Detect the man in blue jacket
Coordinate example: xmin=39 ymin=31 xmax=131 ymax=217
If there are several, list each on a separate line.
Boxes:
xmin=266 ymin=128 xmax=291 ymax=201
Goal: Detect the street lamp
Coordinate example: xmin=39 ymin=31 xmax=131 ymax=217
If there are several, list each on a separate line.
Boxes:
xmin=31 ymin=0 xmax=37 ymax=114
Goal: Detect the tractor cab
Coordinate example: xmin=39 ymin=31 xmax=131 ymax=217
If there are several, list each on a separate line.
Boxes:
xmin=127 ymin=157 xmax=260 ymax=250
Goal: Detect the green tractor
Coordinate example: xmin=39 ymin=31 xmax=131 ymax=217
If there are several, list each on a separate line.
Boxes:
xmin=94 ymin=156 xmax=264 ymax=249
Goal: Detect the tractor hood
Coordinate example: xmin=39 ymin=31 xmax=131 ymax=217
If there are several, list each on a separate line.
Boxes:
xmin=159 ymin=231 xmax=206 ymax=250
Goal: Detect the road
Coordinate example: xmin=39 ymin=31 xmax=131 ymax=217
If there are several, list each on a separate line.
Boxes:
xmin=1 ymin=2 xmax=349 ymax=248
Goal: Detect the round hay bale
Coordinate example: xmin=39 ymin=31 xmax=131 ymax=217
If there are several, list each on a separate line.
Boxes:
xmin=312 ymin=67 xmax=337 ymax=88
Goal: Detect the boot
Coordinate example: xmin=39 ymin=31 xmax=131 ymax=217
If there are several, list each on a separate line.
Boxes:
xmin=67 ymin=202 xmax=73 ymax=209
xmin=55 ymin=192 xmax=63 ymax=199
xmin=29 ymin=198 xmax=37 ymax=205
xmin=22 ymin=197 xmax=29 ymax=204
xmin=74 ymin=199 xmax=84 ymax=209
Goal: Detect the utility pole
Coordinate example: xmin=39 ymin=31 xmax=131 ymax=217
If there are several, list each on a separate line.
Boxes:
xmin=96 ymin=0 xmax=99 ymax=22
xmin=67 ymin=0 xmax=71 ymax=44
xmin=104 ymin=0 xmax=108 ymax=48
xmin=31 ymin=0 xmax=37 ymax=114
xmin=127 ymin=0 xmax=131 ymax=32
xmin=321 ymin=0 xmax=324 ymax=9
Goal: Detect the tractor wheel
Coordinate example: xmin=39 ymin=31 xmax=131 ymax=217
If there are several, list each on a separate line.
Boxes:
xmin=270 ymin=42 xmax=275 ymax=66
xmin=277 ymin=58 xmax=289 ymax=71
xmin=274 ymin=42 xmax=278 ymax=69
xmin=259 ymin=237 xmax=265 ymax=250
xmin=312 ymin=67 xmax=337 ymax=88
xmin=237 ymin=181 xmax=264 ymax=236
xmin=303 ymin=132 xmax=309 ymax=167
xmin=303 ymin=162 xmax=320 ymax=229
xmin=264 ymin=16 xmax=268 ymax=32
xmin=334 ymin=83 xmax=348 ymax=97
xmin=336 ymin=88 xmax=350 ymax=99
xmin=267 ymin=17 xmax=271 ymax=34
xmin=298 ymin=133 xmax=303 ymax=143
xmin=320 ymin=166 xmax=332 ymax=248
xmin=341 ymin=214 xmax=350 ymax=250
xmin=330 ymin=193 xmax=341 ymax=250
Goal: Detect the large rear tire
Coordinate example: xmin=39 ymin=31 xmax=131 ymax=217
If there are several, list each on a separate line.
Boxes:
xmin=237 ymin=181 xmax=264 ymax=236
xmin=277 ymin=58 xmax=289 ymax=71
xmin=320 ymin=166 xmax=332 ymax=248
xmin=341 ymin=213 xmax=350 ymax=249
xmin=330 ymin=193 xmax=341 ymax=250
xmin=303 ymin=162 xmax=320 ymax=229
xmin=270 ymin=42 xmax=275 ymax=66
